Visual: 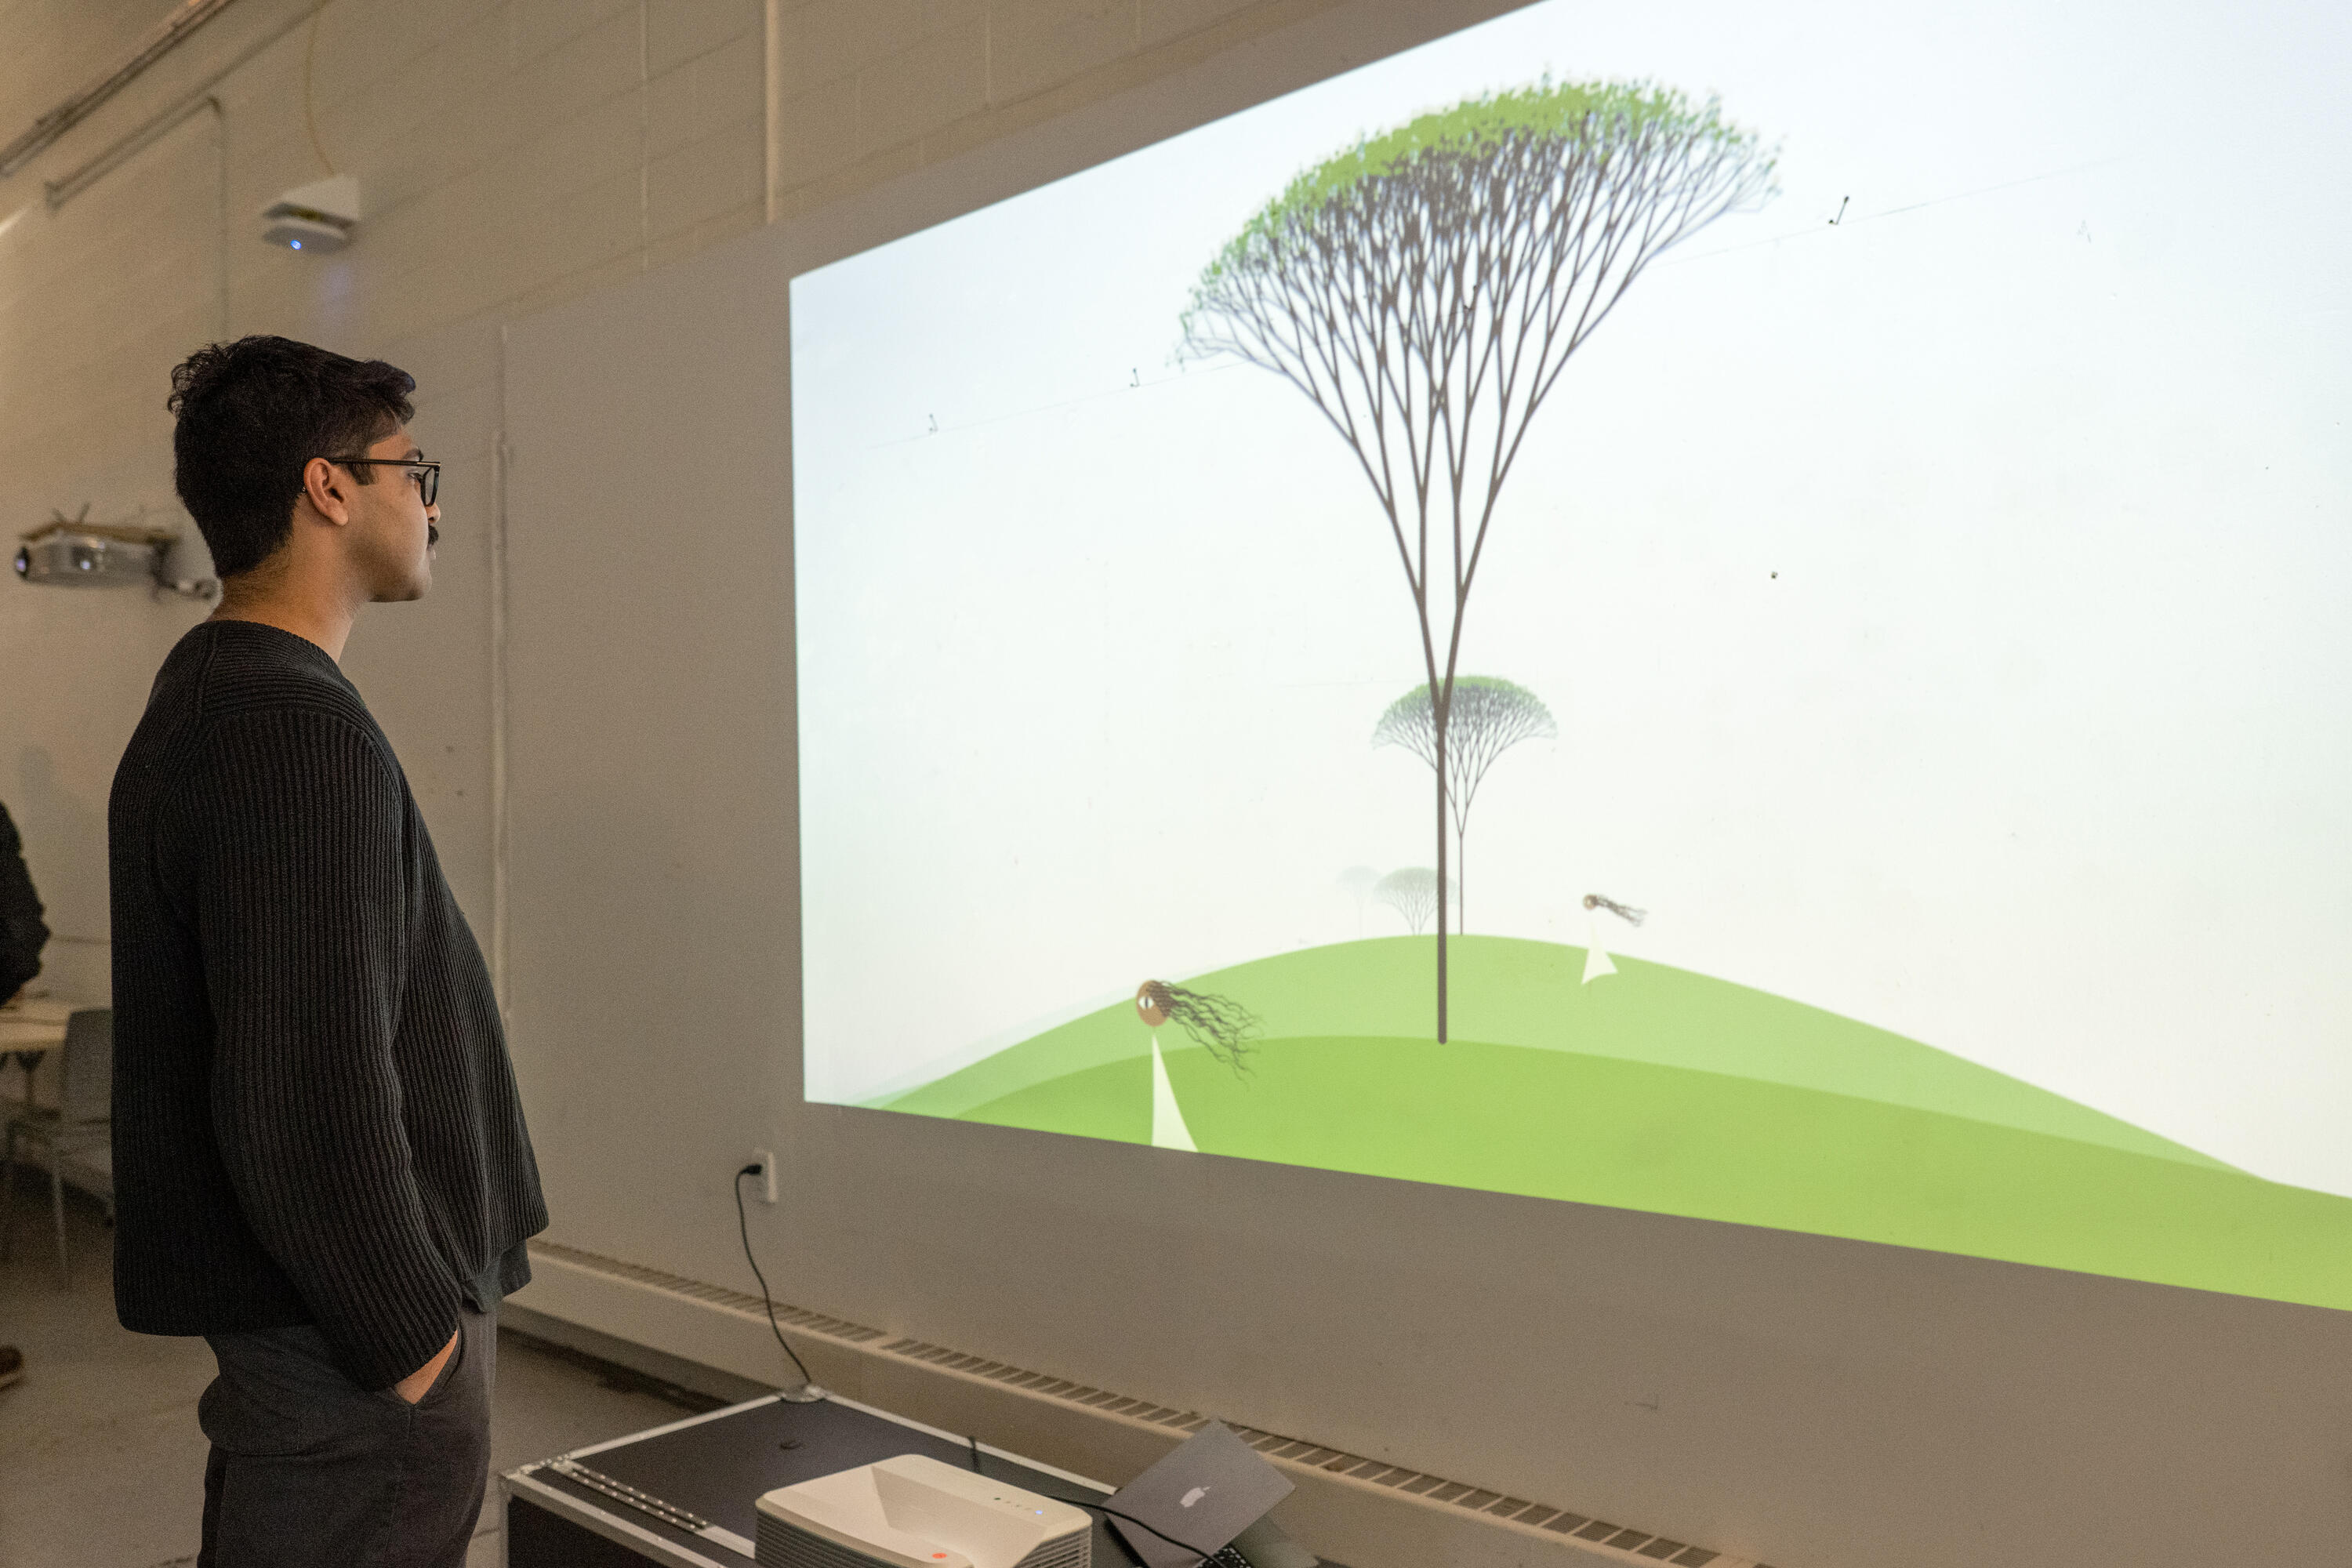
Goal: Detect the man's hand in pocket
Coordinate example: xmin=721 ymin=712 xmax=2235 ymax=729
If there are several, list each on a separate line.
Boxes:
xmin=392 ymin=1328 xmax=459 ymax=1405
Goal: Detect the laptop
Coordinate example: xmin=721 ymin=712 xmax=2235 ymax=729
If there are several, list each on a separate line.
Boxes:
xmin=1102 ymin=1421 xmax=1297 ymax=1568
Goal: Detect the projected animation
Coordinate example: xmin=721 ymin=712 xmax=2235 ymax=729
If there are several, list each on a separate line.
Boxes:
xmin=1178 ymin=79 xmax=1773 ymax=1038
xmin=793 ymin=0 xmax=2352 ymax=1312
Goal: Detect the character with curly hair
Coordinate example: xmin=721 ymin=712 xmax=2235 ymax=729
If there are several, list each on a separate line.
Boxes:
xmin=1134 ymin=980 xmax=1263 ymax=1150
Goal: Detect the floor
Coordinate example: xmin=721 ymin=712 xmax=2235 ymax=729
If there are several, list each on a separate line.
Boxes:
xmin=0 ymin=1177 xmax=710 ymax=1568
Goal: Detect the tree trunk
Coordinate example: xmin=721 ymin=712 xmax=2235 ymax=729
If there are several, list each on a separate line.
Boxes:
xmin=1435 ymin=707 xmax=1450 ymax=1043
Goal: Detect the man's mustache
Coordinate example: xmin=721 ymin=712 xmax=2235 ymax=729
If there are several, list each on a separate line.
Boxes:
xmin=427 ymin=524 xmax=440 ymax=547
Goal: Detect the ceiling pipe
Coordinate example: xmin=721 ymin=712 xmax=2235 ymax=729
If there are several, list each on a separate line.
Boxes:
xmin=44 ymin=0 xmax=317 ymax=212
xmin=0 ymin=0 xmax=242 ymax=179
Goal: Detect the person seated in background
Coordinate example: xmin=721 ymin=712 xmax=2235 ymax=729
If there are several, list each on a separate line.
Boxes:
xmin=0 ymin=796 xmax=42 ymax=1393
xmin=110 ymin=336 xmax=548 ymax=1568
xmin=0 ymin=797 xmax=46 ymax=1005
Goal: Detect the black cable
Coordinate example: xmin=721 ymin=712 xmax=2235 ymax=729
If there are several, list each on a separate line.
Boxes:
xmin=744 ymin=1188 xmax=1214 ymax=1561
xmin=965 ymin=1437 xmax=1220 ymax=1563
xmin=734 ymin=1165 xmax=818 ymax=1392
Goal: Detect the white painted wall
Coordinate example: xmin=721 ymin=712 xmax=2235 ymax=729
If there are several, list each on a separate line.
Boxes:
xmin=498 ymin=8 xmax=2352 ymax=1567
xmin=0 ymin=0 xmax=1345 ymax=993
xmin=0 ymin=0 xmax=775 ymax=1004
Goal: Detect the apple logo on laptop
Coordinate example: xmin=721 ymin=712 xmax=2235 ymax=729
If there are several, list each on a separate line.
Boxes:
xmin=1181 ymin=1486 xmax=1211 ymax=1508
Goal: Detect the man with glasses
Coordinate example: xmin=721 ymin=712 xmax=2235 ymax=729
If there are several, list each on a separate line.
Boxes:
xmin=110 ymin=336 xmax=546 ymax=1566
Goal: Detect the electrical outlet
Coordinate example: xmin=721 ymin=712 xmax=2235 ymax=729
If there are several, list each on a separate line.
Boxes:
xmin=750 ymin=1150 xmax=777 ymax=1205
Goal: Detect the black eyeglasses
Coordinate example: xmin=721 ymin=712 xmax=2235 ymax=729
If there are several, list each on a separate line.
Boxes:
xmin=324 ymin=457 xmax=439 ymax=506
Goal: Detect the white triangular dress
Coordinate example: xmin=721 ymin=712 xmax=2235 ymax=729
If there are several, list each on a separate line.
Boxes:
xmin=1150 ymin=1035 xmax=1198 ymax=1151
xmin=1581 ymin=910 xmax=1617 ymax=985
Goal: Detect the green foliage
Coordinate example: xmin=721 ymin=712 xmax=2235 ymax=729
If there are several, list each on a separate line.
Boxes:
xmin=1374 ymin=676 xmax=1557 ymax=781
xmin=1376 ymin=674 xmax=1551 ymax=732
xmin=1190 ymin=77 xmax=1773 ymax=304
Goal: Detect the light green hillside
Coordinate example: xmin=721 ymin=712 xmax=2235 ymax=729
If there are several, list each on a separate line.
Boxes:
xmin=955 ymin=1036 xmax=2352 ymax=1311
xmin=876 ymin=935 xmax=2226 ymax=1169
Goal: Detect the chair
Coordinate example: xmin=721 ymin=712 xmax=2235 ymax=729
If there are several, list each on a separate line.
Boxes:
xmin=2 ymin=1007 xmax=112 ymax=1287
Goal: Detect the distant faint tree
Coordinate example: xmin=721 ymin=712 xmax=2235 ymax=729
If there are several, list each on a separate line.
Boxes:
xmin=1373 ymin=867 xmax=1449 ymax=935
xmin=1338 ymin=865 xmax=1381 ymax=935
xmin=1374 ymin=677 xmax=1555 ymax=932
xmin=1181 ymin=80 xmax=1775 ymax=1040
xmin=1135 ymin=980 xmax=1262 ymax=1075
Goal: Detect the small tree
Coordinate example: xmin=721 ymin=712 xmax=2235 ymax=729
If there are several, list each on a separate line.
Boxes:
xmin=1373 ymin=867 xmax=1448 ymax=935
xmin=1338 ymin=865 xmax=1381 ymax=935
xmin=1374 ymin=677 xmax=1555 ymax=932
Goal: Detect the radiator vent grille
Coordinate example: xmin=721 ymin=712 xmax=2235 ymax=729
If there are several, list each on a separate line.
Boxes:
xmin=756 ymin=1512 xmax=873 ymax=1568
xmin=533 ymin=1238 xmax=1755 ymax=1568
xmin=1013 ymin=1530 xmax=1091 ymax=1568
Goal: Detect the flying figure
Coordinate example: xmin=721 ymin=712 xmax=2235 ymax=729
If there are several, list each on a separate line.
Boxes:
xmin=1581 ymin=893 xmax=1646 ymax=984
xmin=1134 ymin=980 xmax=1263 ymax=1152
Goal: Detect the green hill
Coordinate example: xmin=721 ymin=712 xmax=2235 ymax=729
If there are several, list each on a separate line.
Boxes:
xmin=868 ymin=937 xmax=2352 ymax=1308
xmin=880 ymin=936 xmax=2221 ymax=1167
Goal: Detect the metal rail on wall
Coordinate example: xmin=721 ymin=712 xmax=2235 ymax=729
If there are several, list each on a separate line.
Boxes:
xmin=0 ymin=0 xmax=243 ymax=179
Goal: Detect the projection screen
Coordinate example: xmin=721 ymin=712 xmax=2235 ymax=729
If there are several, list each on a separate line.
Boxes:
xmin=792 ymin=0 xmax=2352 ymax=1311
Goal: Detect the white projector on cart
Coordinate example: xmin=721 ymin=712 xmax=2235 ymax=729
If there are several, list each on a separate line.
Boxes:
xmin=756 ymin=1453 xmax=1093 ymax=1568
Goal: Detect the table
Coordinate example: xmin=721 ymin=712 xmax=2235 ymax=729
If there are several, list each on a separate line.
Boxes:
xmin=503 ymin=1389 xmax=1344 ymax=1568
xmin=0 ymin=998 xmax=73 ymax=1111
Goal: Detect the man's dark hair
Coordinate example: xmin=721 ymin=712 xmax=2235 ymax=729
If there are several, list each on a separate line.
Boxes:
xmin=167 ymin=336 xmax=416 ymax=577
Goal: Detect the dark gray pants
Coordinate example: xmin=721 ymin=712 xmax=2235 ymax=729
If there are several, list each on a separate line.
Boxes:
xmin=198 ymin=1303 xmax=494 ymax=1568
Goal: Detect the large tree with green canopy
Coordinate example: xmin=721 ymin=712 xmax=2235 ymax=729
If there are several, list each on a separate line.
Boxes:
xmin=1180 ymin=78 xmax=1774 ymax=1040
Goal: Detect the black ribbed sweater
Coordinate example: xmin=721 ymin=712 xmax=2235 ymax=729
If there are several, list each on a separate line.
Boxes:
xmin=110 ymin=620 xmax=546 ymax=1389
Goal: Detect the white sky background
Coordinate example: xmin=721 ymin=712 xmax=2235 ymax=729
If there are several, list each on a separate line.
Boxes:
xmin=791 ymin=0 xmax=2352 ymax=1194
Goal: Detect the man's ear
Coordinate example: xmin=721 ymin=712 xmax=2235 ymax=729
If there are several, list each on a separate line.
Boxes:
xmin=299 ymin=456 xmax=353 ymax=525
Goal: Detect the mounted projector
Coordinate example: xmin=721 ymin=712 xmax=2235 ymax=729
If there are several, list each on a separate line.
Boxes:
xmin=260 ymin=173 xmax=360 ymax=252
xmin=16 ymin=517 xmax=170 ymax=586
xmin=14 ymin=510 xmax=216 ymax=598
xmin=755 ymin=1454 xmax=1091 ymax=1568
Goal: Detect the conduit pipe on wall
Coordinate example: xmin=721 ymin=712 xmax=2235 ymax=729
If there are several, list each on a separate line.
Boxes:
xmin=490 ymin=413 xmax=513 ymax=1011
xmin=0 ymin=0 xmax=242 ymax=178
xmin=762 ymin=0 xmax=782 ymax=223
xmin=27 ymin=93 xmax=231 ymax=340
xmin=43 ymin=0 xmax=314 ymax=212
xmin=43 ymin=89 xmax=219 ymax=211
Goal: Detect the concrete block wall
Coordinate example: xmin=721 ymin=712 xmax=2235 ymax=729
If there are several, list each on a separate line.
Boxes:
xmin=0 ymin=0 xmax=1348 ymax=1006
